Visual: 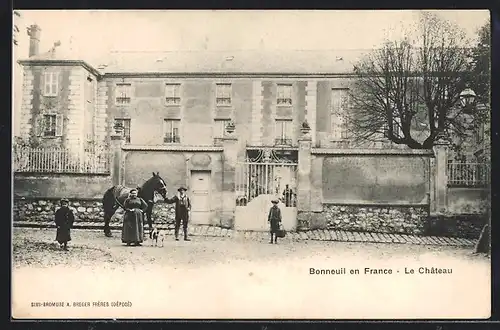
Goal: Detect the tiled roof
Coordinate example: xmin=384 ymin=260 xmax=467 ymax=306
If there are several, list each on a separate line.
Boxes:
xmin=21 ymin=48 xmax=371 ymax=74
xmin=97 ymin=49 xmax=370 ymax=74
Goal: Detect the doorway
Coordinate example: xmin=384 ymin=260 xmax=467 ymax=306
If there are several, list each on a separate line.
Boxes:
xmin=190 ymin=170 xmax=211 ymax=224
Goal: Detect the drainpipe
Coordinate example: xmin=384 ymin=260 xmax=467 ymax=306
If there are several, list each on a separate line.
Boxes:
xmin=221 ymin=153 xmax=225 ymax=227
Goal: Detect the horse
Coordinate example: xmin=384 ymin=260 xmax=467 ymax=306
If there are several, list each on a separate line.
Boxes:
xmin=101 ymin=172 xmax=168 ymax=237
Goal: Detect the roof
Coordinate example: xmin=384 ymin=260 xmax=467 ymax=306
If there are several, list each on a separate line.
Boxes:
xmin=19 ymin=48 xmax=371 ymax=75
xmin=17 ymin=45 xmax=101 ymax=76
xmin=98 ymin=49 xmax=370 ymax=75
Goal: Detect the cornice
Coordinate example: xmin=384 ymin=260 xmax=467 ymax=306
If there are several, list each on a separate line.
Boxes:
xmin=101 ymin=72 xmax=358 ymax=79
xmin=17 ymin=59 xmax=102 ymax=78
xmin=311 ymin=148 xmax=434 ymax=156
xmin=121 ymin=145 xmax=223 ymax=152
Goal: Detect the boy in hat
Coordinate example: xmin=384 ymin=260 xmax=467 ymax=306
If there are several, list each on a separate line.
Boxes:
xmin=268 ymin=199 xmax=282 ymax=244
xmin=165 ymin=187 xmax=192 ymax=241
xmin=54 ymin=198 xmax=75 ymax=250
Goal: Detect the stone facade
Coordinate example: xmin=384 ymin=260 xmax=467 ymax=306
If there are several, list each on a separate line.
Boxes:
xmin=19 ymin=68 xmax=35 ymax=137
xmin=14 ymin=38 xmax=489 ymax=235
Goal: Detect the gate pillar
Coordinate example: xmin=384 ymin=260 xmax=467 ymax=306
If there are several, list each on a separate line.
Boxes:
xmin=297 ymin=132 xmax=312 ymax=213
xmin=221 ymin=135 xmax=238 ymax=228
xmin=110 ymin=131 xmax=125 ymax=186
xmin=431 ymin=136 xmax=450 ymax=215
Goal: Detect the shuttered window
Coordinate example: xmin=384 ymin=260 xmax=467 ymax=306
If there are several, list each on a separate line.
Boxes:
xmin=331 ymin=88 xmax=349 ymax=140
xmin=114 ymin=118 xmax=131 ymax=143
xmin=38 ymin=114 xmax=63 ymax=137
xmin=115 ymin=83 xmax=132 ymax=105
xmin=163 ymin=119 xmax=181 ymax=143
xmin=216 ymin=84 xmax=232 ymax=106
xmin=165 ymin=84 xmax=181 ymax=105
xmin=277 ymin=84 xmax=292 ymax=106
xmin=43 ymin=72 xmax=59 ymax=97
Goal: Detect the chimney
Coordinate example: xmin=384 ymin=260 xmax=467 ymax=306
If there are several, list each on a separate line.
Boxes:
xmin=27 ymin=24 xmax=41 ymax=57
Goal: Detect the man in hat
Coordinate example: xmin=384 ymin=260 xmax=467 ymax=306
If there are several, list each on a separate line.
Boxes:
xmin=165 ymin=187 xmax=192 ymax=241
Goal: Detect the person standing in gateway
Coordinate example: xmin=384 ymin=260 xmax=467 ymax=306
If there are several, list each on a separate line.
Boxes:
xmin=165 ymin=186 xmax=192 ymax=241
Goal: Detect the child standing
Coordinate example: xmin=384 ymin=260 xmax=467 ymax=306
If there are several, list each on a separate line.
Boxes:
xmin=268 ymin=199 xmax=282 ymax=244
xmin=55 ymin=198 xmax=75 ymax=250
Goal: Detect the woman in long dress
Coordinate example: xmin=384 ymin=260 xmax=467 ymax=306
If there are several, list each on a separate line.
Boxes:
xmin=121 ymin=188 xmax=148 ymax=246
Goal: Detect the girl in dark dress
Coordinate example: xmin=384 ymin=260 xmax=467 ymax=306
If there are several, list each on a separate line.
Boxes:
xmin=121 ymin=189 xmax=148 ymax=246
xmin=54 ymin=198 xmax=75 ymax=250
xmin=268 ymin=199 xmax=282 ymax=244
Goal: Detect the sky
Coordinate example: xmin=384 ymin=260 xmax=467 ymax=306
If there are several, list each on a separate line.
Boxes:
xmin=11 ymin=10 xmax=490 ymax=135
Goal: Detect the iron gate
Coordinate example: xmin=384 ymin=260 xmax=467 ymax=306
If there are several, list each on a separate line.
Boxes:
xmin=235 ymin=148 xmax=298 ymax=207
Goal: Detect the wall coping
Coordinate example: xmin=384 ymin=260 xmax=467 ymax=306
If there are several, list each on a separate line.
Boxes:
xmin=122 ymin=145 xmax=223 ymax=152
xmin=246 ymin=145 xmax=299 ymax=151
xmin=322 ymin=202 xmax=430 ymax=207
xmin=14 ymin=172 xmax=110 ymax=177
xmin=311 ymin=148 xmax=434 ymax=156
xmin=14 ymin=197 xmax=102 ymax=202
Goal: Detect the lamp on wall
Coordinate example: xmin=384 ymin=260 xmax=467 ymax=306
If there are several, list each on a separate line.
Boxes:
xmin=225 ymin=120 xmax=236 ymax=135
xmin=300 ymin=119 xmax=311 ymax=135
xmin=459 ymin=87 xmax=477 ymax=110
xmin=113 ymin=121 xmax=124 ymax=136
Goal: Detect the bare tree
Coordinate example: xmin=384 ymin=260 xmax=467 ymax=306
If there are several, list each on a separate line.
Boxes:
xmin=13 ymin=11 xmax=21 ymax=46
xmin=346 ymin=12 xmax=472 ymax=149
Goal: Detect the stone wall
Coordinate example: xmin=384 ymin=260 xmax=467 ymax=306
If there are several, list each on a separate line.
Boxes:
xmin=14 ymin=173 xmax=112 ymax=199
xmin=13 ymin=198 xmax=176 ymax=225
xmin=426 ymin=214 xmax=486 ymax=239
xmin=297 ymin=204 xmax=484 ymax=239
xmin=297 ymin=204 xmax=429 ymax=235
xmin=447 ymin=187 xmax=490 ymax=215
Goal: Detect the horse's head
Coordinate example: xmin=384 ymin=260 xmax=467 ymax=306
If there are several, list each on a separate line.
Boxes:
xmin=149 ymin=171 xmax=168 ymax=200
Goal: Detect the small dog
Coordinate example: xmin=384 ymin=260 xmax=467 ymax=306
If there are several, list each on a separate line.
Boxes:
xmin=149 ymin=227 xmax=164 ymax=247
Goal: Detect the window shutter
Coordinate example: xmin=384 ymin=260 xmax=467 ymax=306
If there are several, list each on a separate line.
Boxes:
xmin=55 ymin=114 xmax=63 ymax=136
xmin=52 ymin=73 xmax=58 ymax=96
xmin=127 ymin=119 xmax=132 ymax=143
xmin=331 ymin=114 xmax=341 ymax=139
xmin=35 ymin=115 xmax=44 ymax=136
xmin=44 ymin=73 xmax=51 ymax=95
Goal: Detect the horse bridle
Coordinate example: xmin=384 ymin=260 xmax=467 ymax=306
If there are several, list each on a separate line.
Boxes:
xmin=156 ymin=180 xmax=168 ymax=199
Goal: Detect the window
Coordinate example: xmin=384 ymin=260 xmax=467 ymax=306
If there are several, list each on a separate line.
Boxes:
xmin=164 ymin=119 xmax=181 ymax=143
xmin=277 ymin=84 xmax=292 ymax=106
xmin=43 ymin=72 xmax=59 ymax=97
xmin=382 ymin=116 xmax=402 ymax=139
xmin=275 ymin=119 xmax=292 ymax=146
xmin=331 ymin=88 xmax=349 ymax=139
xmin=114 ymin=118 xmax=131 ymax=143
xmin=216 ymin=83 xmax=232 ymax=106
xmin=115 ymin=83 xmax=132 ymax=105
xmin=165 ymin=84 xmax=181 ymax=105
xmin=39 ymin=114 xmax=63 ymax=137
xmin=392 ymin=117 xmax=402 ymax=138
xmin=340 ymin=121 xmax=349 ymax=139
xmin=475 ymin=122 xmax=485 ymax=145
xmin=214 ymin=119 xmax=231 ymax=138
